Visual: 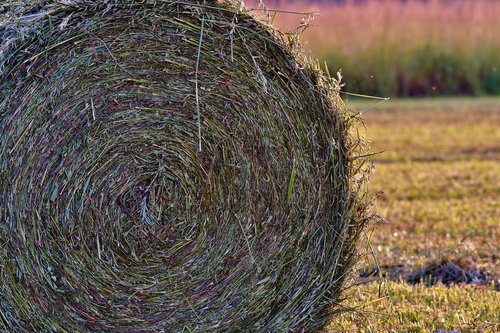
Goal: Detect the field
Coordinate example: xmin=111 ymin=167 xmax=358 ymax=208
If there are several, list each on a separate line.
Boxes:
xmin=327 ymin=98 xmax=500 ymax=331
xmin=247 ymin=0 xmax=500 ymax=97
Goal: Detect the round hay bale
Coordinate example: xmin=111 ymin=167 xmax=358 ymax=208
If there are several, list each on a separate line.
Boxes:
xmin=0 ymin=1 xmax=371 ymax=331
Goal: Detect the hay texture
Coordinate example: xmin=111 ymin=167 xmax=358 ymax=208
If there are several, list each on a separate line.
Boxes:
xmin=0 ymin=1 xmax=371 ymax=331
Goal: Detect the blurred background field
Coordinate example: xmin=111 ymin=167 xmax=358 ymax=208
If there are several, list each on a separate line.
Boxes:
xmin=249 ymin=0 xmax=499 ymax=331
xmin=248 ymin=0 xmax=500 ymax=97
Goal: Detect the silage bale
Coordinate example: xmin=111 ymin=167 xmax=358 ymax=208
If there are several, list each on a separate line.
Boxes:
xmin=0 ymin=1 xmax=372 ymax=331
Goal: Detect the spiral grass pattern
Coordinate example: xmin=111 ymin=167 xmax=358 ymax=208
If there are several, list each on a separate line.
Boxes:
xmin=0 ymin=1 xmax=371 ymax=331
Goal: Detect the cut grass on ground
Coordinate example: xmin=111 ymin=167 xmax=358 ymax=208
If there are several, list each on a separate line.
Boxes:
xmin=328 ymin=98 xmax=500 ymax=331
xmin=329 ymin=281 xmax=499 ymax=332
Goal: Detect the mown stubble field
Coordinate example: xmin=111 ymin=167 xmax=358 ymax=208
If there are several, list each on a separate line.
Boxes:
xmin=328 ymin=98 xmax=500 ymax=332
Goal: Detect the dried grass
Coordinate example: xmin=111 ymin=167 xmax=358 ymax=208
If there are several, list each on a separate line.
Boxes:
xmin=0 ymin=0 xmax=372 ymax=331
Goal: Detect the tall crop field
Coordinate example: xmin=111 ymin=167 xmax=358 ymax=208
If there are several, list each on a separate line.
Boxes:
xmin=248 ymin=0 xmax=500 ymax=97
